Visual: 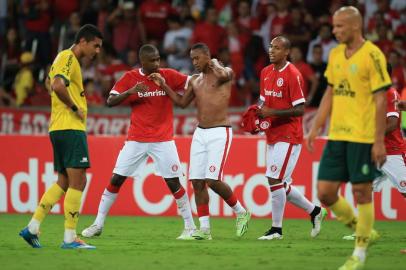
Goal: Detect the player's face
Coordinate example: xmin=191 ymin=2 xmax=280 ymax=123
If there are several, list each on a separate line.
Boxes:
xmin=268 ymin=38 xmax=289 ymax=64
xmin=141 ymin=52 xmax=160 ymax=74
xmin=190 ymin=49 xmax=210 ymax=72
xmin=332 ymin=13 xmax=353 ymax=44
xmin=81 ymin=37 xmax=102 ymax=60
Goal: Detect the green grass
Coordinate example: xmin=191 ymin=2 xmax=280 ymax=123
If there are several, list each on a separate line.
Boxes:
xmin=1 ymin=214 xmax=405 ymax=270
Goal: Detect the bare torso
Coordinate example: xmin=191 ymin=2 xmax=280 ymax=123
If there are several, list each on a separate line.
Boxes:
xmin=191 ymin=72 xmax=231 ymax=128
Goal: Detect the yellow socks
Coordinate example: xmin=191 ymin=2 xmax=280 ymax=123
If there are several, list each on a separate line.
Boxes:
xmin=330 ymin=196 xmax=357 ymax=230
xmin=355 ymin=202 xmax=374 ymax=249
xmin=64 ymin=188 xmax=83 ymax=231
xmin=32 ymin=183 xmax=65 ymax=223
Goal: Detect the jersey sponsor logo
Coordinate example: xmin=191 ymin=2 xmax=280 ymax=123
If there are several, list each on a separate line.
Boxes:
xmin=331 ymin=125 xmax=352 ymax=134
xmin=369 ymin=51 xmax=385 ymax=81
xmin=276 ymin=78 xmax=284 ymax=87
xmin=171 ymin=164 xmax=179 ymax=172
xmin=334 ymin=79 xmax=355 ymax=97
xmin=61 ymin=54 xmax=73 ymax=76
xmin=264 ymin=89 xmax=282 ymax=98
xmin=209 ymin=165 xmax=216 ymax=172
xmin=137 ymin=90 xmax=167 ymax=98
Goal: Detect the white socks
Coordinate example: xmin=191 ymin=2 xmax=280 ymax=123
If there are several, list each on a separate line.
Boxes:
xmin=199 ymin=216 xmax=210 ymax=231
xmin=28 ymin=218 xmax=40 ymax=235
xmin=94 ymin=189 xmax=118 ymax=228
xmin=270 ymin=184 xmax=286 ymax=228
xmin=175 ymin=192 xmax=196 ymax=229
xmin=353 ymin=247 xmax=367 ymax=262
xmin=64 ymin=229 xmax=76 ymax=243
xmin=286 ymin=184 xmax=315 ymax=214
xmin=231 ymin=201 xmax=247 ymax=216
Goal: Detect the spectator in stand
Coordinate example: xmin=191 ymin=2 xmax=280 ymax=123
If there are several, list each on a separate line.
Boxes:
xmin=139 ymin=0 xmax=176 ymax=42
xmin=284 ymin=7 xmax=312 ymax=54
xmin=258 ymin=2 xmax=277 ymax=51
xmin=21 ymin=0 xmax=52 ymax=67
xmin=394 ymin=8 xmax=406 ymax=36
xmin=235 ymin=0 xmax=260 ymax=40
xmin=81 ymin=55 xmax=100 ymax=83
xmin=62 ymin=12 xmax=81 ymax=50
xmin=13 ymin=52 xmax=35 ymax=106
xmin=226 ymin=22 xmax=245 ymax=77
xmin=126 ymin=49 xmax=139 ymax=69
xmin=163 ymin=16 xmax=193 ymax=73
xmin=308 ymin=44 xmax=327 ymax=108
xmin=376 ymin=0 xmax=401 ymax=31
xmin=270 ymin=1 xmax=290 ymax=38
xmin=290 ymin=46 xmax=318 ymax=106
xmin=392 ymin=35 xmax=406 ymax=62
xmin=388 ymin=50 xmax=405 ymax=93
xmin=53 ymin=0 xmax=80 ymax=25
xmin=0 ymin=27 xmax=21 ymax=91
xmin=374 ymin=23 xmax=393 ymax=57
xmin=107 ymin=1 xmax=145 ymax=61
xmin=84 ymin=79 xmax=104 ymax=107
xmin=306 ymin=23 xmax=338 ymax=63
xmin=191 ymin=6 xmax=227 ymax=57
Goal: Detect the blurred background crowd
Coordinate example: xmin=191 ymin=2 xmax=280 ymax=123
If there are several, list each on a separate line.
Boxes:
xmin=0 ymin=0 xmax=405 ymax=109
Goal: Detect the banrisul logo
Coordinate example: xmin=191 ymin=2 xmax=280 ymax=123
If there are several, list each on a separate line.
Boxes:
xmin=138 ymin=90 xmax=166 ymax=98
xmin=334 ymin=79 xmax=355 ymax=97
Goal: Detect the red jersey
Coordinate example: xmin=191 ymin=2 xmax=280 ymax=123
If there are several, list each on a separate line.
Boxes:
xmin=260 ymin=62 xmax=305 ymax=145
xmin=385 ymin=87 xmax=406 ymax=155
xmin=111 ymin=68 xmax=188 ymax=142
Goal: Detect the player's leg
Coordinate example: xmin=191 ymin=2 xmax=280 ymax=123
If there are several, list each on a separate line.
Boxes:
xmin=191 ymin=179 xmax=212 ymax=240
xmin=380 ymin=154 xmax=406 ymax=198
xmin=82 ymin=141 xmax=148 ymax=237
xmin=149 ymin=141 xmax=196 ymax=238
xmin=204 ymin=126 xmax=250 ymax=237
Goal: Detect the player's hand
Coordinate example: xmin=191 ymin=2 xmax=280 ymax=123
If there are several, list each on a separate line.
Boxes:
xmin=127 ymin=82 xmax=148 ymax=94
xmin=395 ymin=100 xmax=406 ymax=111
xmin=148 ymin=73 xmax=165 ymax=86
xmin=75 ymin=107 xmax=85 ymax=121
xmin=305 ymin=129 xmax=318 ymax=152
xmin=256 ymin=106 xmax=274 ymax=118
xmin=371 ymin=141 xmax=386 ymax=168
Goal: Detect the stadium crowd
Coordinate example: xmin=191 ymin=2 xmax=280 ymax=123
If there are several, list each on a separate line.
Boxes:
xmin=0 ymin=0 xmax=405 ymax=108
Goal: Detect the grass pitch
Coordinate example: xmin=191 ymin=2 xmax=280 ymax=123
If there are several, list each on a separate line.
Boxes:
xmin=1 ymin=214 xmax=405 ymax=270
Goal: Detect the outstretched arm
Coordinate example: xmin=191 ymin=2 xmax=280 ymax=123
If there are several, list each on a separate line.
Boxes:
xmin=149 ymin=73 xmax=195 ymax=109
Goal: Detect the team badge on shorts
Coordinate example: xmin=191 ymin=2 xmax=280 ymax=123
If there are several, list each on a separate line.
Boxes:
xmin=271 ymin=165 xmax=278 ymax=172
xmin=209 ymin=165 xmax=216 ymax=172
xmin=400 ymin=181 xmax=406 ymax=188
xmin=171 ymin=164 xmax=179 ymax=172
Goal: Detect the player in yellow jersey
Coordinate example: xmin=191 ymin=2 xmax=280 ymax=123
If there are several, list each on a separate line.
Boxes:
xmin=19 ymin=24 xmax=103 ymax=249
xmin=305 ymin=6 xmax=390 ymax=270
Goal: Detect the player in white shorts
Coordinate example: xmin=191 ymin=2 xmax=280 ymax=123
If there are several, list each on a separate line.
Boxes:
xmin=256 ymin=36 xmax=326 ymax=240
xmin=81 ymin=44 xmax=196 ymax=240
xmin=151 ymin=43 xmax=251 ymax=240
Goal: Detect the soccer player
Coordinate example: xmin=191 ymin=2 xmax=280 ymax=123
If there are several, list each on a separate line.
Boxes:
xmin=81 ymin=44 xmax=196 ymax=240
xmin=253 ymin=36 xmax=327 ymax=240
xmin=19 ymin=24 xmax=103 ymax=249
xmin=306 ymin=6 xmax=390 ymax=270
xmin=150 ymin=43 xmax=251 ymax=240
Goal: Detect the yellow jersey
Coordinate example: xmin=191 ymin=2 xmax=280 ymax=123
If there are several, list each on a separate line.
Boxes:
xmin=48 ymin=49 xmax=87 ymax=132
xmin=325 ymin=41 xmax=391 ymax=143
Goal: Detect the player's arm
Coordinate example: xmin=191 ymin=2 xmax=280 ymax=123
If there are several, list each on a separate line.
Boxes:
xmin=106 ymin=83 xmax=147 ymax=107
xmin=386 ymin=116 xmax=398 ymax=134
xmin=51 ymin=76 xmax=84 ymax=120
xmin=149 ymin=73 xmax=196 ymax=109
xmin=257 ymin=104 xmax=305 ymax=118
xmin=372 ymin=90 xmax=387 ymax=167
xmin=397 ymin=100 xmax=406 ymax=111
xmin=209 ymin=59 xmax=233 ymax=84
xmin=305 ymin=86 xmax=333 ymax=152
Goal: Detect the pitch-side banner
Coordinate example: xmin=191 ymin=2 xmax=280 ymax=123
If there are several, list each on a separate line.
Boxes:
xmin=0 ymin=135 xmax=404 ymax=220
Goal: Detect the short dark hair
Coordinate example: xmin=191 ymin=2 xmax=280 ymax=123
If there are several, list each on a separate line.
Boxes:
xmin=74 ymin=24 xmax=103 ymax=44
xmin=139 ymin=44 xmax=159 ymax=59
xmin=273 ymin=36 xmax=291 ymax=50
xmin=313 ymin=44 xmax=322 ymax=50
xmin=191 ymin=43 xmax=210 ymax=55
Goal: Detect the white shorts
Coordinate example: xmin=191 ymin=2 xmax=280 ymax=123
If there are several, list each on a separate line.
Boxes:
xmin=265 ymin=142 xmax=301 ymax=183
xmin=113 ymin=140 xmax=183 ymax=179
xmin=189 ymin=126 xmax=232 ymax=181
xmin=373 ymin=154 xmax=406 ymax=194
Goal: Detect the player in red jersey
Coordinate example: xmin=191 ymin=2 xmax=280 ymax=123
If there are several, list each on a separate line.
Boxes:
xmin=81 ymin=44 xmax=196 ymax=240
xmin=255 ymin=36 xmax=327 ymax=240
xmin=151 ymin=43 xmax=251 ymax=240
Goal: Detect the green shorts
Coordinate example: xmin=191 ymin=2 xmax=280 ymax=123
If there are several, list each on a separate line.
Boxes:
xmin=318 ymin=140 xmax=381 ymax=183
xmin=49 ymin=130 xmax=90 ymax=173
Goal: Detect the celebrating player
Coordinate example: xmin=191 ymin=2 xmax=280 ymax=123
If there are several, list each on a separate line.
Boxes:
xmin=81 ymin=44 xmax=196 ymax=240
xmin=253 ymin=36 xmax=326 ymax=240
xmin=151 ymin=43 xmax=251 ymax=240
xmin=19 ymin=24 xmax=103 ymax=249
xmin=306 ymin=6 xmax=391 ymax=270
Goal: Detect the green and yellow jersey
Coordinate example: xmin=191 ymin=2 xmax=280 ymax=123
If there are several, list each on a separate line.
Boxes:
xmin=48 ymin=49 xmax=87 ymax=132
xmin=325 ymin=40 xmax=391 ymax=143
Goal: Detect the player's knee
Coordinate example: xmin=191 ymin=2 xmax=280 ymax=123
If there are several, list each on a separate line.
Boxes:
xmin=164 ymin=177 xmax=181 ymax=193
xmin=317 ymin=191 xmax=337 ymax=206
xmin=110 ymin=174 xmax=126 ymax=187
xmin=191 ymin=180 xmax=206 ymax=192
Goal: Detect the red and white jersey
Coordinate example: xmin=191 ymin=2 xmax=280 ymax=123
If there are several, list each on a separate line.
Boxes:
xmin=111 ymin=68 xmax=188 ymax=142
xmin=259 ymin=62 xmax=305 ymax=145
xmin=385 ymin=87 xmax=406 ymax=155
